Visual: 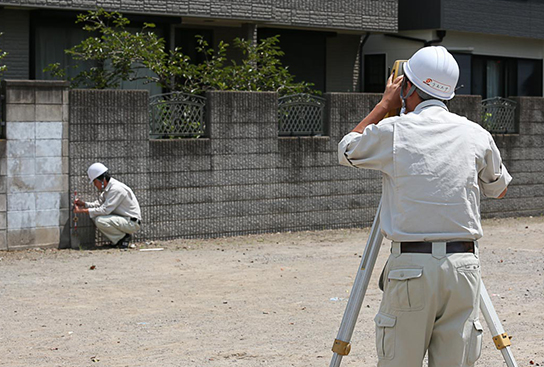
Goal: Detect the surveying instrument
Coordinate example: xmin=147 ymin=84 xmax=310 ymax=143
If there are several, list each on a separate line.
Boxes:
xmin=329 ymin=60 xmax=518 ymax=367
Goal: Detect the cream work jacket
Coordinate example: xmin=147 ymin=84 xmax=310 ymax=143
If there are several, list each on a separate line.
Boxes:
xmin=86 ymin=177 xmax=142 ymax=221
xmin=338 ymin=100 xmax=512 ymax=242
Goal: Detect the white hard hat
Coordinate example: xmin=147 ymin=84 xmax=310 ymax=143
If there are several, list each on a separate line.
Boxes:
xmin=87 ymin=162 xmax=108 ymax=183
xmin=403 ymin=46 xmax=459 ymax=100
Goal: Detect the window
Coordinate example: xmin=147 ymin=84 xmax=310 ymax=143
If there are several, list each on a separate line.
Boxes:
xmin=364 ymin=54 xmax=386 ymax=93
xmin=470 ymin=54 xmax=542 ymax=99
xmin=31 ymin=11 xmax=164 ymax=95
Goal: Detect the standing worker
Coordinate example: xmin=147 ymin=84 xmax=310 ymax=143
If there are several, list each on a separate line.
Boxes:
xmin=338 ymin=46 xmax=511 ymax=367
xmin=74 ymin=163 xmax=142 ymax=248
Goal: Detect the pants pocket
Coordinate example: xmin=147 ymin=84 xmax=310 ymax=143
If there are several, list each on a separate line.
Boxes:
xmin=387 ymin=268 xmax=424 ymax=311
xmin=466 ymin=319 xmax=483 ymax=365
xmin=374 ymin=312 xmax=396 ymax=360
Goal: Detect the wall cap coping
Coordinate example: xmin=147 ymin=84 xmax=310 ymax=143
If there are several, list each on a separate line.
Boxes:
xmin=2 ymin=80 xmax=70 ymax=89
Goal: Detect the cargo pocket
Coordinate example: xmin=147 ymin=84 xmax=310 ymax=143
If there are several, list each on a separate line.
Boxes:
xmin=374 ymin=312 xmax=396 ymax=360
xmin=466 ymin=319 xmax=483 ymax=365
xmin=387 ymin=268 xmax=424 ymax=311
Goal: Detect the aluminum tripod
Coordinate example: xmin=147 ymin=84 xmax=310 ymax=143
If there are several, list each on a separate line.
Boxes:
xmin=330 ymin=202 xmax=518 ymax=367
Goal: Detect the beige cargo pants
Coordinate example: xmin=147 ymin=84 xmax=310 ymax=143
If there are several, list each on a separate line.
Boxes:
xmin=375 ymin=242 xmax=482 ymax=367
xmin=94 ymin=215 xmax=140 ymax=244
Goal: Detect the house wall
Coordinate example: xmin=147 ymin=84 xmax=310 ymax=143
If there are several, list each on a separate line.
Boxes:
xmin=363 ymin=31 xmax=544 ymax=69
xmin=0 ymin=0 xmax=398 ymax=33
xmin=2 ymin=85 xmax=542 ymax=250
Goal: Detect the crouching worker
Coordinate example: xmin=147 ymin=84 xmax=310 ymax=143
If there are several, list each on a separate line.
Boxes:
xmin=74 ymin=163 xmax=142 ymax=248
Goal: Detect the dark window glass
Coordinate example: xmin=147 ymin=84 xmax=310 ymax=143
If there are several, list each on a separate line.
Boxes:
xmin=471 ymin=54 xmax=541 ymax=99
xmin=364 ymin=54 xmax=386 ymax=93
xmin=518 ymin=58 xmax=543 ymax=96
xmin=174 ymin=28 xmax=214 ymax=65
xmin=258 ymin=28 xmax=327 ymax=93
xmin=451 ymin=53 xmax=472 ymax=95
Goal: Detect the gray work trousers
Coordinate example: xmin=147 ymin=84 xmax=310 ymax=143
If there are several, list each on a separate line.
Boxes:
xmin=376 ymin=241 xmax=482 ymax=367
xmin=94 ymin=215 xmax=140 ymax=244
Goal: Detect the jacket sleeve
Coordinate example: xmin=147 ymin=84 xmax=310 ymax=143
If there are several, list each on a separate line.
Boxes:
xmin=478 ymin=134 xmax=512 ymax=198
xmin=338 ymin=124 xmax=392 ymax=172
xmin=88 ymin=187 xmax=127 ymax=219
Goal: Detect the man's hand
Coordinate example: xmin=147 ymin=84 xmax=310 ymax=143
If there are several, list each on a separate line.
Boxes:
xmin=73 ymin=206 xmax=88 ymax=214
xmin=74 ymin=198 xmax=85 ymax=208
xmin=351 ymin=74 xmax=403 ymax=133
xmin=380 ymin=74 xmax=403 ymax=112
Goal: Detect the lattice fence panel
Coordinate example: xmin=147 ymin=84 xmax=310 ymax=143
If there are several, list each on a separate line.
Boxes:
xmin=481 ymin=97 xmax=517 ymax=134
xmin=278 ymin=94 xmax=326 ymax=136
xmin=149 ymin=92 xmax=206 ymax=138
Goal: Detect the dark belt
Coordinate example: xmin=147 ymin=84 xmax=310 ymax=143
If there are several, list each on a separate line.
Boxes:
xmin=130 ymin=217 xmax=141 ymax=225
xmin=400 ymin=241 xmax=474 ymax=254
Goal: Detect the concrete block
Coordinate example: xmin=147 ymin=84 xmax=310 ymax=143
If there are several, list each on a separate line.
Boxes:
xmin=7 ymin=157 xmax=35 ymax=176
xmin=35 ymin=157 xmax=62 ymax=174
xmin=7 ymin=228 xmax=36 ymax=249
xmin=36 ymin=192 xmax=61 ymax=210
xmin=6 ymin=122 xmax=35 ymax=140
xmin=36 ymin=209 xmax=60 ymax=227
xmin=59 ymin=208 xmax=69 ymax=225
xmin=36 ymin=139 xmax=62 ymax=157
xmin=0 ymin=158 xmax=6 ymax=176
xmin=0 ymin=213 xmax=5 ymax=230
xmin=0 ymin=231 xmax=6 ymax=250
xmin=34 ymin=175 xmax=64 ymax=192
xmin=35 ymin=87 xmax=63 ymax=104
xmin=62 ymin=139 xmax=69 ymax=157
xmin=36 ymin=104 xmax=63 ymax=122
xmin=8 ymin=192 xmax=36 ymax=211
xmin=7 ymin=176 xmax=36 ymax=193
xmin=8 ymin=210 xmax=36 ymax=229
xmin=0 ymin=194 xmax=6 ymax=211
xmin=62 ymin=104 xmax=69 ymax=123
xmin=60 ymin=192 xmax=70 ymax=210
xmin=5 ymin=86 xmax=35 ymax=104
xmin=36 ymin=122 xmax=63 ymax=139
xmin=35 ymin=226 xmax=61 ymax=247
xmin=7 ymin=140 xmax=35 ymax=158
xmin=6 ymin=104 xmax=36 ymax=122
xmin=62 ymin=156 xmax=69 ymax=174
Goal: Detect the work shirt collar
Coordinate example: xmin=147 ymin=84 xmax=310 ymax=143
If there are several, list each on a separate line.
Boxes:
xmin=412 ymin=99 xmax=449 ymax=114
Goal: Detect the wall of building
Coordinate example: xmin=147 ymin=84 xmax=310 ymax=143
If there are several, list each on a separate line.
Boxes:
xmin=0 ymin=80 xmax=69 ymax=250
xmin=0 ymin=0 xmax=398 ymax=33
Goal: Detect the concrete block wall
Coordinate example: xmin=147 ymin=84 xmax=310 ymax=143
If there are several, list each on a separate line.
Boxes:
xmin=3 ymin=87 xmax=542 ymax=248
xmin=0 ymin=80 xmax=69 ymax=250
xmin=481 ymin=97 xmax=544 ymax=218
xmin=69 ymin=89 xmax=150 ymax=247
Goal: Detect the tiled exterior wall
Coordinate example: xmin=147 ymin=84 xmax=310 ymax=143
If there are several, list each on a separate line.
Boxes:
xmin=0 ymin=0 xmax=398 ymax=32
xmin=0 ymin=80 xmax=69 ymax=250
xmin=442 ymin=0 xmax=544 ymax=39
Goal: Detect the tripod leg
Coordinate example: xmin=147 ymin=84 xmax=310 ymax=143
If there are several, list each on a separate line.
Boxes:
xmin=479 ymin=280 xmax=519 ymax=367
xmin=330 ymin=202 xmax=384 ymax=367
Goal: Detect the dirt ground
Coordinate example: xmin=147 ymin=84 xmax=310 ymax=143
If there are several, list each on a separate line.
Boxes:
xmin=0 ymin=216 xmax=543 ymax=367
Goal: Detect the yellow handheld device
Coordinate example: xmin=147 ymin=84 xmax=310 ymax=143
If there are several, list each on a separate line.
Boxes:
xmin=383 ymin=59 xmax=407 ymax=118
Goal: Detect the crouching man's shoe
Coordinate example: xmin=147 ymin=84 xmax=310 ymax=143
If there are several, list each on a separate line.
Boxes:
xmin=116 ymin=234 xmax=132 ymax=249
